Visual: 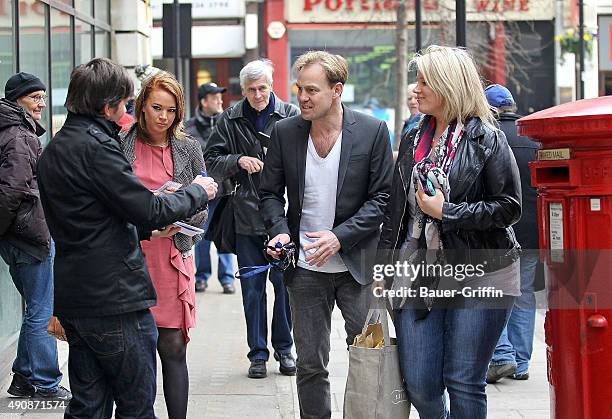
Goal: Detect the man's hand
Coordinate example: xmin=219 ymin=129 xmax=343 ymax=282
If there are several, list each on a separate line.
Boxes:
xmin=266 ymin=233 xmax=291 ymax=260
xmin=303 ymin=231 xmax=341 ymax=267
xmin=238 ymin=156 xmax=264 ymax=174
xmin=152 ymin=225 xmax=181 ymax=238
xmin=416 ymin=183 xmax=444 ymax=220
xmin=192 ymin=175 xmax=218 ymax=201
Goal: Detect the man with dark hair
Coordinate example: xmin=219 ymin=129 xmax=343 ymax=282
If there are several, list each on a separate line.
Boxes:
xmin=205 ymin=60 xmax=299 ymax=379
xmin=0 ymin=73 xmax=71 ymax=400
xmin=38 ymin=58 xmax=218 ymax=417
xmin=484 ymin=84 xmax=541 ymax=384
xmin=260 ymin=51 xmax=393 ymax=418
xmin=185 ymin=82 xmax=235 ymax=294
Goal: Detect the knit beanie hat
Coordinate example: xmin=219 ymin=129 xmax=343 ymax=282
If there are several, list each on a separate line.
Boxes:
xmin=4 ymin=72 xmax=46 ymax=102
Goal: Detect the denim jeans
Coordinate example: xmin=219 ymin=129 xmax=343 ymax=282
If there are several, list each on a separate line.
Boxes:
xmin=0 ymin=240 xmax=61 ymax=391
xmin=395 ymin=295 xmax=514 ymax=419
xmin=235 ymin=234 xmax=293 ymax=361
xmin=59 ymin=310 xmax=158 ymax=419
xmin=287 ymin=268 xmax=370 ymax=419
xmin=195 ymin=198 xmax=234 ymax=286
xmin=491 ymin=254 xmax=538 ymax=374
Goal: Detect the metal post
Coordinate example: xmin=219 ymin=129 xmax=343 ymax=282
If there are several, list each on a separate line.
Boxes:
xmin=578 ymin=0 xmax=585 ymax=99
xmin=174 ymin=0 xmax=181 ymax=83
xmin=456 ymin=0 xmax=466 ymax=47
xmin=415 ymin=0 xmax=422 ymax=52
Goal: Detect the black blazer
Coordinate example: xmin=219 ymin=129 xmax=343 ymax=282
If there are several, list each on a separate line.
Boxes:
xmin=259 ymin=106 xmax=393 ymax=285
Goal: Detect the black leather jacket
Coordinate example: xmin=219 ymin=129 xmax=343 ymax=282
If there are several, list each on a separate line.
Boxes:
xmin=378 ymin=117 xmax=522 ymax=272
xmin=204 ymin=94 xmax=299 ymax=236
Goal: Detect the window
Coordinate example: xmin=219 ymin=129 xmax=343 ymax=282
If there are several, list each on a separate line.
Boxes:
xmin=0 ymin=0 xmax=14 ymax=96
xmin=75 ymin=19 xmax=92 ymax=65
xmin=95 ymin=0 xmax=109 ymax=24
xmin=19 ymin=0 xmax=50 ymax=144
xmin=51 ymin=7 xmax=72 ymax=135
xmin=95 ymin=28 xmax=109 ymax=58
xmin=74 ymin=0 xmax=93 ymax=16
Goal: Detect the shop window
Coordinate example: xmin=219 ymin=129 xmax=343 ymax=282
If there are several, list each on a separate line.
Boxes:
xmin=75 ymin=19 xmax=92 ymax=65
xmin=51 ymin=7 xmax=73 ymax=135
xmin=0 ymin=0 xmax=14 ymax=96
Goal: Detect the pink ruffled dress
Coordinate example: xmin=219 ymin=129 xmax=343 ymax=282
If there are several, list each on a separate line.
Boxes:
xmin=133 ymin=139 xmax=196 ymax=342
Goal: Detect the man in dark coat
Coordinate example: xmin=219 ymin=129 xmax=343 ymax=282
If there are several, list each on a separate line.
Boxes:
xmin=37 ymin=58 xmax=217 ymax=417
xmin=204 ymin=59 xmax=299 ymax=379
xmin=260 ymin=51 xmax=393 ymax=418
xmin=485 ymin=84 xmax=541 ymax=383
xmin=0 ymin=73 xmax=71 ymax=400
xmin=185 ymin=82 xmax=235 ymax=294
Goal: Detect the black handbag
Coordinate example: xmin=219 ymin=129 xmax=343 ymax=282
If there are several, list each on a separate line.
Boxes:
xmin=204 ymin=191 xmax=236 ymax=254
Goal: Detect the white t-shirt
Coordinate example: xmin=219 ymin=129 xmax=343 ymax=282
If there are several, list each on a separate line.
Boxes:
xmin=297 ymin=132 xmax=348 ymax=273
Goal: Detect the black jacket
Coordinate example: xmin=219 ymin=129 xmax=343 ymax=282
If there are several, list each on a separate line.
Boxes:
xmin=185 ymin=108 xmax=217 ymax=152
xmin=499 ymin=112 xmax=540 ymax=250
xmin=204 ymin=94 xmax=299 ymax=236
xmin=259 ymin=107 xmax=393 ymax=285
xmin=38 ymin=113 xmax=209 ymax=317
xmin=0 ymin=98 xmax=50 ymax=260
xmin=378 ymin=117 xmax=522 ymax=271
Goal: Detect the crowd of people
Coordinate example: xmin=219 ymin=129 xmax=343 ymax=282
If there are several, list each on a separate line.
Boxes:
xmin=0 ymin=45 xmax=541 ymax=419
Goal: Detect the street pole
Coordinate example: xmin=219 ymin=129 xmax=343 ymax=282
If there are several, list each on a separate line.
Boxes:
xmin=174 ymin=0 xmax=181 ymax=84
xmin=416 ymin=0 xmax=422 ymax=52
xmin=456 ymin=0 xmax=466 ymax=47
xmin=578 ymin=0 xmax=585 ymax=99
xmin=395 ymin=0 xmax=408 ymax=151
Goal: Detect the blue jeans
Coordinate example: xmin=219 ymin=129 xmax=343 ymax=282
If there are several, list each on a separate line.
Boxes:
xmin=0 ymin=240 xmax=61 ymax=391
xmin=395 ymin=295 xmax=514 ymax=419
xmin=235 ymin=234 xmax=293 ymax=361
xmin=195 ymin=198 xmax=234 ymax=286
xmin=59 ymin=310 xmax=158 ymax=419
xmin=491 ymin=254 xmax=538 ymax=374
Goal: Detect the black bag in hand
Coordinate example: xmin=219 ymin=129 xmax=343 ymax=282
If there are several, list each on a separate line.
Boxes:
xmin=204 ymin=193 xmax=236 ymax=254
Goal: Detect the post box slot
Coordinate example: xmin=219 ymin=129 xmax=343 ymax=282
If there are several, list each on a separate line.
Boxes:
xmin=534 ymin=166 xmax=570 ymax=185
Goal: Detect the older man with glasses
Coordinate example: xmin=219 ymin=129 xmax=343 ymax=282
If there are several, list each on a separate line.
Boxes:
xmin=0 ymin=72 xmax=71 ymax=400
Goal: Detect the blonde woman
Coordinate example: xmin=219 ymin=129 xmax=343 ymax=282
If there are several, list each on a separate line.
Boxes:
xmin=377 ymin=45 xmax=522 ymax=418
xmin=121 ymin=71 xmax=209 ymax=419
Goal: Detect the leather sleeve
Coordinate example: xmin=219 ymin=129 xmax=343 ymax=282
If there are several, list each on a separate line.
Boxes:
xmin=203 ymin=112 xmax=243 ymax=183
xmin=442 ymin=130 xmax=522 ymax=232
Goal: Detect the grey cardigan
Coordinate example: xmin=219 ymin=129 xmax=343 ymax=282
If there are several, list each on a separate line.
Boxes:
xmin=120 ymin=126 xmax=208 ymax=253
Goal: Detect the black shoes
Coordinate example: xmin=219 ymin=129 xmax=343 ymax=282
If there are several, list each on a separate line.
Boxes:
xmin=222 ymin=283 xmax=236 ymax=294
xmin=274 ymin=352 xmax=297 ymax=376
xmin=486 ymin=363 xmax=517 ymax=384
xmin=7 ymin=373 xmax=72 ymax=400
xmin=195 ymin=280 xmax=208 ymax=292
xmin=248 ymin=360 xmax=267 ymax=379
xmin=7 ymin=373 xmax=35 ymax=397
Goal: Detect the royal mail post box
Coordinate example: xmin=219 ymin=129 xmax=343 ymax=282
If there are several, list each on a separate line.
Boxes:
xmin=517 ymin=96 xmax=612 ymax=419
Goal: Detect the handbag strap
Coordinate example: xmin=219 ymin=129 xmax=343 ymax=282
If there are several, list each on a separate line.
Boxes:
xmin=361 ymin=308 xmax=392 ymax=348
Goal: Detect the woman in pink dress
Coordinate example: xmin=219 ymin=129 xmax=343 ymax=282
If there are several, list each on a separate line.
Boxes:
xmin=120 ymin=72 xmax=208 ymax=419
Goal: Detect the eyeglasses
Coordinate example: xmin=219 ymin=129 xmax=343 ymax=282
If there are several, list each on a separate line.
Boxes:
xmin=27 ymin=94 xmax=47 ymax=104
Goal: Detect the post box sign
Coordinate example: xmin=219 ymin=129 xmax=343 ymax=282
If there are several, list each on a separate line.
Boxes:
xmin=548 ymin=202 xmax=564 ymax=262
xmin=598 ymin=15 xmax=612 ymax=71
xmin=286 ymin=0 xmax=554 ymax=23
xmin=538 ymin=148 xmax=571 ymax=160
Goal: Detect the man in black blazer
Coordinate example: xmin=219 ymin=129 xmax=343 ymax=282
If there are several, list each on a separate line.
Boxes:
xmin=259 ymin=51 xmax=393 ymax=419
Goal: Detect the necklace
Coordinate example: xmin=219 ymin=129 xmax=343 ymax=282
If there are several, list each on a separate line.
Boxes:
xmin=141 ymin=138 xmax=169 ymax=148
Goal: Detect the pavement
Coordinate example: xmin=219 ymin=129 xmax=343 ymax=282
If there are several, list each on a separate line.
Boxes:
xmin=0 ymin=254 xmax=551 ymax=418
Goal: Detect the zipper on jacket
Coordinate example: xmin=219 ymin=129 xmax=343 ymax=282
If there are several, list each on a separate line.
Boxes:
xmin=391 ymin=161 xmax=409 ymax=260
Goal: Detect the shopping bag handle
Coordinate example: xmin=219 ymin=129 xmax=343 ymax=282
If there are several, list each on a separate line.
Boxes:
xmin=361 ymin=308 xmax=391 ymax=348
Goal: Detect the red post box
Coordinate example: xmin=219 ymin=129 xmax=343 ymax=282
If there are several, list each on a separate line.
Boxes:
xmin=517 ymin=96 xmax=612 ymax=419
